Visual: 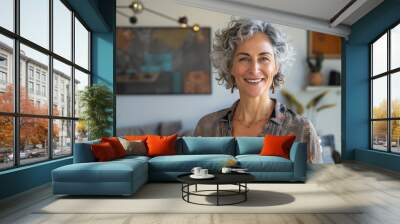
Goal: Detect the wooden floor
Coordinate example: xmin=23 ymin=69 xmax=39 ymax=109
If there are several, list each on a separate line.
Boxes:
xmin=1 ymin=162 xmax=400 ymax=224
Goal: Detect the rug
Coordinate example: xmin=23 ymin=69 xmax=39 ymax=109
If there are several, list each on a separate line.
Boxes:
xmin=37 ymin=183 xmax=362 ymax=214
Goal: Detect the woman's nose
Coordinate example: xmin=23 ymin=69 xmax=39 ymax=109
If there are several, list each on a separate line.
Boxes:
xmin=249 ymin=60 xmax=260 ymax=74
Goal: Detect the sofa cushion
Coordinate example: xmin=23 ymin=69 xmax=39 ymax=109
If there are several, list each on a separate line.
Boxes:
xmin=235 ymin=137 xmax=264 ymax=155
xmin=118 ymin=138 xmax=147 ymax=156
xmin=124 ymin=135 xmax=148 ymax=141
xmin=101 ymin=137 xmax=127 ymax=158
xmin=236 ymin=155 xmax=293 ymax=172
xmin=179 ymin=137 xmax=235 ymax=155
xmin=260 ymin=135 xmax=296 ymax=159
xmin=52 ymin=159 xmax=147 ymax=183
xmin=147 ymin=134 xmax=177 ymax=157
xmin=91 ymin=142 xmax=118 ymax=162
xmin=148 ymin=154 xmax=235 ymax=172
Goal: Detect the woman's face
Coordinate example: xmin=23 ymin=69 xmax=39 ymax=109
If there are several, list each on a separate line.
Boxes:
xmin=230 ymin=32 xmax=279 ymax=98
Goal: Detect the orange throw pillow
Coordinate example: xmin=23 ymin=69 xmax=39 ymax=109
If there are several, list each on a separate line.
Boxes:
xmin=91 ymin=142 xmax=117 ymax=161
xmin=101 ymin=137 xmax=127 ymax=158
xmin=259 ymin=135 xmax=296 ymax=159
xmin=146 ymin=134 xmax=177 ymax=157
xmin=124 ymin=135 xmax=148 ymax=141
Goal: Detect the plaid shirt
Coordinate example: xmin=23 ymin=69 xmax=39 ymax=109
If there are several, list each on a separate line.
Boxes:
xmin=194 ymin=99 xmax=322 ymax=163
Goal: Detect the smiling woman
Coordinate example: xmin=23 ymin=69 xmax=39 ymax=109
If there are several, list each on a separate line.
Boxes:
xmin=194 ymin=18 xmax=322 ymax=163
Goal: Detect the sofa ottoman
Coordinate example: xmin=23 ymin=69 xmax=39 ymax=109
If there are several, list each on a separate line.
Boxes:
xmin=52 ymin=155 xmax=149 ymax=196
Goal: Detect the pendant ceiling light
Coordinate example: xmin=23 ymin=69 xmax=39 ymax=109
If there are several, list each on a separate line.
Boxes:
xmin=117 ymin=0 xmax=201 ymax=32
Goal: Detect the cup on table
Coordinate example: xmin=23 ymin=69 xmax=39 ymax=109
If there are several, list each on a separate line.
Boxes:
xmin=191 ymin=167 xmax=202 ymax=176
xmin=221 ymin=167 xmax=232 ymax=174
xmin=199 ymin=168 xmax=208 ymax=176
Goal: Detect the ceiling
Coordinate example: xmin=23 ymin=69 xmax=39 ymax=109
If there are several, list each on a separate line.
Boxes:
xmin=176 ymin=0 xmax=384 ymax=37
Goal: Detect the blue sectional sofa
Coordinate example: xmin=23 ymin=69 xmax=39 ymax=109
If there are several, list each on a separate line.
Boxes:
xmin=52 ymin=137 xmax=307 ymax=196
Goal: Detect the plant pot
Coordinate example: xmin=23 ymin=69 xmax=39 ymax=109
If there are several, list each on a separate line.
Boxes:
xmin=309 ymin=72 xmax=324 ymax=86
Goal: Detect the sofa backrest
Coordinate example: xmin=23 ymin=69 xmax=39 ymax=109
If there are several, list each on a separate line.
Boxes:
xmin=235 ymin=137 xmax=264 ymax=155
xmin=177 ymin=137 xmax=235 ymax=155
xmin=73 ymin=139 xmax=100 ymax=163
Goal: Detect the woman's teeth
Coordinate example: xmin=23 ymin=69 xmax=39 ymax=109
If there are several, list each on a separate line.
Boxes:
xmin=245 ymin=78 xmax=264 ymax=84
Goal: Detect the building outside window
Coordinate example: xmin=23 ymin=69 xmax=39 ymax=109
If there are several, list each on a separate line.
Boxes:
xmin=0 ymin=71 xmax=6 ymax=85
xmin=28 ymin=81 xmax=34 ymax=94
xmin=0 ymin=54 xmax=7 ymax=87
xmin=28 ymin=66 xmax=34 ymax=80
xmin=41 ymin=73 xmax=46 ymax=83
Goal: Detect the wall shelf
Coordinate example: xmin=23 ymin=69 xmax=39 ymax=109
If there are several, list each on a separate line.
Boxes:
xmin=305 ymin=86 xmax=341 ymax=92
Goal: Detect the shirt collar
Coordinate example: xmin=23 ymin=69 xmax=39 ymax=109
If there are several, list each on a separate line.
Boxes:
xmin=220 ymin=98 xmax=286 ymax=125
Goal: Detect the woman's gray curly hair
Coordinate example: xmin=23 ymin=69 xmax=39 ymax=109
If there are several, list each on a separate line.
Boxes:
xmin=211 ymin=18 xmax=294 ymax=92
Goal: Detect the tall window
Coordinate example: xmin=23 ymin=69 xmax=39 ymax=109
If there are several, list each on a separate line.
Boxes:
xmin=0 ymin=0 xmax=91 ymax=171
xmin=371 ymin=22 xmax=400 ymax=154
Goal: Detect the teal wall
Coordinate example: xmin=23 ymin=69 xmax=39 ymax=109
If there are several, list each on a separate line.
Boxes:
xmin=0 ymin=0 xmax=115 ymax=200
xmin=92 ymin=0 xmax=116 ymax=136
xmin=343 ymin=0 xmax=400 ymax=171
xmin=0 ymin=158 xmax=72 ymax=199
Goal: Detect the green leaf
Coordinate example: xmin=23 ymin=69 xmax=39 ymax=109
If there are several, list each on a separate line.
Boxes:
xmin=280 ymin=89 xmax=304 ymax=115
xmin=306 ymin=91 xmax=329 ymax=109
xmin=316 ymin=104 xmax=336 ymax=112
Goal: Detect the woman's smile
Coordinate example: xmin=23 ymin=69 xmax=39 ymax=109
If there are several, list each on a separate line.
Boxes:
xmin=244 ymin=77 xmax=265 ymax=84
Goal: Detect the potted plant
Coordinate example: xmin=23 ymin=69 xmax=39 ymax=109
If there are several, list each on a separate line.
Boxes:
xmin=307 ymin=53 xmax=324 ymax=86
xmin=280 ymin=89 xmax=336 ymax=125
xmin=79 ymin=84 xmax=113 ymax=140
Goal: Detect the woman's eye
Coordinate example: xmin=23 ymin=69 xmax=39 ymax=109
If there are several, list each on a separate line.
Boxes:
xmin=239 ymin=57 xmax=250 ymax=62
xmin=260 ymin=57 xmax=270 ymax=62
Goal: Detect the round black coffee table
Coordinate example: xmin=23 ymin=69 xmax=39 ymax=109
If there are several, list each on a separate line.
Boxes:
xmin=177 ymin=173 xmax=255 ymax=206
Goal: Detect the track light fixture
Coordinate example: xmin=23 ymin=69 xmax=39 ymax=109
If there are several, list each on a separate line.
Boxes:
xmin=117 ymin=0 xmax=200 ymax=32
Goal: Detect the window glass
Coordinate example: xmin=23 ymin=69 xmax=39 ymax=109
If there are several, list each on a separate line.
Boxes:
xmin=0 ymin=0 xmax=14 ymax=31
xmin=53 ymin=0 xmax=72 ymax=60
xmin=74 ymin=18 xmax=89 ymax=70
xmin=391 ymin=72 xmax=400 ymax=118
xmin=53 ymin=59 xmax=72 ymax=117
xmin=19 ymin=117 xmax=49 ymax=165
xmin=372 ymin=77 xmax=387 ymax=119
xmin=75 ymin=120 xmax=88 ymax=143
xmin=391 ymin=120 xmax=400 ymax=153
xmin=20 ymin=44 xmax=49 ymax=115
xmin=53 ymin=119 xmax=72 ymax=158
xmin=372 ymin=121 xmax=388 ymax=151
xmin=372 ymin=33 xmax=387 ymax=76
xmin=74 ymin=69 xmax=89 ymax=118
xmin=0 ymin=35 xmax=14 ymax=113
xmin=0 ymin=116 xmax=13 ymax=170
xmin=391 ymin=24 xmax=400 ymax=70
xmin=20 ymin=0 xmax=49 ymax=49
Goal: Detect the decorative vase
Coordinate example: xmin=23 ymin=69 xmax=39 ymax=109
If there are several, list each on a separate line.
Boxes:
xmin=309 ymin=72 xmax=323 ymax=86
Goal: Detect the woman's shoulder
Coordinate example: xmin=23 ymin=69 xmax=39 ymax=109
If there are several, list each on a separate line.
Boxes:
xmin=278 ymin=102 xmax=312 ymax=126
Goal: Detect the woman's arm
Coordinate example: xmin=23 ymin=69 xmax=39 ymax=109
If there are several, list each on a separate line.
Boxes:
xmin=301 ymin=120 xmax=322 ymax=163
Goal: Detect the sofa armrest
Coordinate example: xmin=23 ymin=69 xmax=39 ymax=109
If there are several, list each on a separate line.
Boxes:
xmin=289 ymin=142 xmax=307 ymax=181
xmin=73 ymin=140 xmax=100 ymax=163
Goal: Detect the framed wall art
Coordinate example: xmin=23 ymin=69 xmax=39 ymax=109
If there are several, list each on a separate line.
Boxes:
xmin=116 ymin=27 xmax=211 ymax=94
xmin=308 ymin=31 xmax=342 ymax=58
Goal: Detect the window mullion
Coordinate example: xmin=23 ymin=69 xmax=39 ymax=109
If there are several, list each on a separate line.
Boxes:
xmin=388 ymin=30 xmax=391 ymax=152
xmin=49 ymin=0 xmax=53 ymax=160
xmin=13 ymin=0 xmax=20 ymax=167
xmin=71 ymin=11 xmax=76 ymax=154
